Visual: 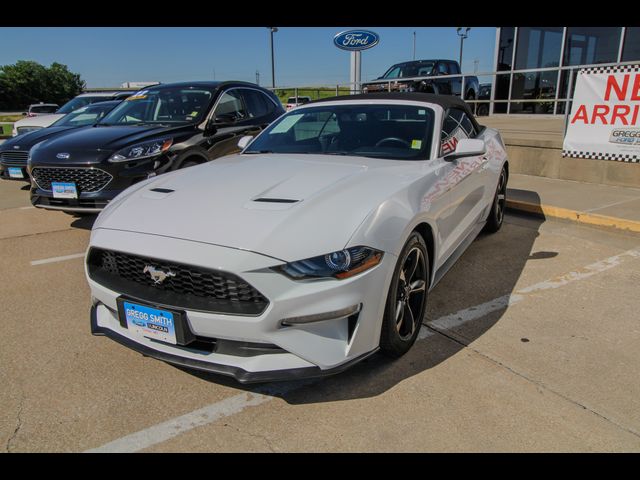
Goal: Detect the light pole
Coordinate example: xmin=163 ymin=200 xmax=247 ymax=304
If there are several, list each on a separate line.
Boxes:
xmin=268 ymin=27 xmax=278 ymax=88
xmin=456 ymin=27 xmax=471 ymax=70
xmin=412 ymin=31 xmax=416 ymax=60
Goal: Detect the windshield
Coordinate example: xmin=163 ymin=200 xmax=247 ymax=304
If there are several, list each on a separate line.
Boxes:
xmin=245 ymin=103 xmax=435 ymax=161
xmin=381 ymin=62 xmax=435 ymax=79
xmin=51 ymin=103 xmax=118 ymax=128
xmin=99 ymin=87 xmax=215 ymax=126
xmin=57 ymin=96 xmax=113 ymax=114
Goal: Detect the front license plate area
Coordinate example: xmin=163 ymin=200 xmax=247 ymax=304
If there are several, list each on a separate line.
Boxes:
xmin=116 ymin=297 xmax=195 ymax=346
xmin=8 ymin=167 xmax=24 ymax=179
xmin=51 ymin=182 xmax=78 ymax=198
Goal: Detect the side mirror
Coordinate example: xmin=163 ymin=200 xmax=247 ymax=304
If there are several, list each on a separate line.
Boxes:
xmin=237 ymin=135 xmax=253 ymax=150
xmin=444 ymin=139 xmax=486 ymax=162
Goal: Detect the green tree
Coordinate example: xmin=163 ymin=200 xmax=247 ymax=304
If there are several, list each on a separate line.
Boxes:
xmin=0 ymin=60 xmax=85 ymax=110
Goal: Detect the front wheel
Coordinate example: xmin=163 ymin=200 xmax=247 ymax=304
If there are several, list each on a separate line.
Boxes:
xmin=484 ymin=167 xmax=507 ymax=233
xmin=380 ymin=232 xmax=429 ymax=358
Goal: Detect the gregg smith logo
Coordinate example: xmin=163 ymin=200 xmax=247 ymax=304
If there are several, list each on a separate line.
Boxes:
xmin=609 ymin=128 xmax=640 ymax=145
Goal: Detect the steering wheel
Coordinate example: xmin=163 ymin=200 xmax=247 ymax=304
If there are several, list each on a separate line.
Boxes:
xmin=375 ymin=137 xmax=411 ymax=148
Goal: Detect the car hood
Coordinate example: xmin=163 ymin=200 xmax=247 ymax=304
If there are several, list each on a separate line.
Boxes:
xmin=32 ymin=124 xmax=194 ymax=157
xmin=0 ymin=126 xmax=78 ymax=150
xmin=95 ymin=153 xmax=424 ymax=262
xmin=14 ymin=114 xmax=65 ymax=129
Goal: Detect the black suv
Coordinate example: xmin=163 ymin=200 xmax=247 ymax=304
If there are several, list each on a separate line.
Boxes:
xmin=28 ymin=81 xmax=284 ymax=213
xmin=0 ymin=101 xmax=121 ymax=182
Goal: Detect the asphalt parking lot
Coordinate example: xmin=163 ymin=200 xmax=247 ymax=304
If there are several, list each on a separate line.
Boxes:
xmin=1 ymin=178 xmax=640 ymax=452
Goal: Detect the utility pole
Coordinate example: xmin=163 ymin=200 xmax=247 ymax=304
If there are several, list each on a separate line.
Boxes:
xmin=456 ymin=27 xmax=471 ymax=70
xmin=268 ymin=27 xmax=278 ymax=88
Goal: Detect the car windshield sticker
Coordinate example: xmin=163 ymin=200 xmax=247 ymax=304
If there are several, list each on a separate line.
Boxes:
xmin=270 ymin=114 xmax=304 ymax=134
xmin=126 ymin=91 xmax=149 ymax=101
xmin=418 ymin=109 xmax=426 ymax=115
xmin=411 ymin=139 xmax=422 ymax=149
xmin=190 ymin=111 xmax=199 ymax=117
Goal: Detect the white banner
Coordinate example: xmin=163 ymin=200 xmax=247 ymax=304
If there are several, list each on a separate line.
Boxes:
xmin=563 ymin=65 xmax=640 ymax=163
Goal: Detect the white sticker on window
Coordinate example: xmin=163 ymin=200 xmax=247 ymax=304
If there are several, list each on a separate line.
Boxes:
xmin=270 ymin=114 xmax=304 ymax=134
xmin=418 ymin=109 xmax=426 ymax=115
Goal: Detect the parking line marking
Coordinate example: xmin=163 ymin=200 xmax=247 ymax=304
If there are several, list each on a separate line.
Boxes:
xmin=84 ymin=245 xmax=640 ymax=453
xmin=30 ymin=252 xmax=85 ymax=266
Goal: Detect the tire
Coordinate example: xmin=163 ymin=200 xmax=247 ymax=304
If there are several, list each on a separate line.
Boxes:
xmin=380 ymin=232 xmax=429 ymax=358
xmin=180 ymin=159 xmax=201 ymax=169
xmin=484 ymin=167 xmax=507 ymax=233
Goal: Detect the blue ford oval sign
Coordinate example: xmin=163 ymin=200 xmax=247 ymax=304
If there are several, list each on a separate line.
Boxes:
xmin=333 ymin=30 xmax=380 ymax=51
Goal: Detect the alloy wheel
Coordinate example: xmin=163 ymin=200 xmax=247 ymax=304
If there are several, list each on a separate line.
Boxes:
xmin=395 ymin=247 xmax=427 ymax=341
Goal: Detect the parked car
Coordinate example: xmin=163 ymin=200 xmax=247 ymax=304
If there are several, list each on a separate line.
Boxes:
xmin=285 ymin=96 xmax=312 ymax=110
xmin=24 ymin=103 xmax=59 ymax=117
xmin=361 ymin=59 xmax=480 ymax=100
xmin=0 ymin=101 xmax=121 ymax=182
xmin=12 ymin=91 xmax=135 ymax=136
xmin=28 ymin=81 xmax=284 ymax=213
xmin=86 ymin=92 xmax=509 ymax=383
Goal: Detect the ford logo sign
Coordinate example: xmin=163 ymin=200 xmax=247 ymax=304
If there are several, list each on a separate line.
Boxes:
xmin=333 ymin=30 xmax=380 ymax=51
xmin=56 ymin=153 xmax=70 ymax=159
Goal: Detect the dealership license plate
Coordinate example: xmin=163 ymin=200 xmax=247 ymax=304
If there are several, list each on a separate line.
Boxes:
xmin=123 ymin=301 xmax=177 ymax=345
xmin=8 ymin=167 xmax=24 ymax=179
xmin=51 ymin=182 xmax=78 ymax=199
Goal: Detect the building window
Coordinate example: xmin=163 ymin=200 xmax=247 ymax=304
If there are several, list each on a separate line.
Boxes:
xmin=622 ymin=27 xmax=640 ymax=62
xmin=515 ymin=27 xmax=563 ymax=70
xmin=563 ymin=27 xmax=622 ymax=66
xmin=497 ymin=27 xmax=515 ymax=71
xmin=510 ymin=70 xmax=558 ymax=114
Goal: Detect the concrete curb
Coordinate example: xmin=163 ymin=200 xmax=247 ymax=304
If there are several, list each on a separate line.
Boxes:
xmin=506 ymin=199 xmax=640 ymax=234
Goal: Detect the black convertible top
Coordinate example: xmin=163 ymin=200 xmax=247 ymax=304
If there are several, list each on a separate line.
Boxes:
xmin=308 ymin=92 xmax=482 ymax=132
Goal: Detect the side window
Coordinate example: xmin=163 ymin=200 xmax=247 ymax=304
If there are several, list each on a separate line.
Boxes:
xmin=437 ymin=62 xmax=449 ymax=75
xmin=214 ymin=90 xmax=246 ymax=121
xmin=242 ymin=89 xmax=271 ymax=118
xmin=448 ymin=62 xmax=461 ymax=75
xmin=440 ymin=109 xmax=473 ymax=155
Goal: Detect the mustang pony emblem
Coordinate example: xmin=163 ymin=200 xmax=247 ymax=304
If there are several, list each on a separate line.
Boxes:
xmin=143 ymin=265 xmax=176 ymax=284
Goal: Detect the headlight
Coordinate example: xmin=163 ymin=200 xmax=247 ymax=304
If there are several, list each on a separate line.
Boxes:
xmin=108 ymin=138 xmax=173 ymax=163
xmin=274 ymin=246 xmax=383 ymax=280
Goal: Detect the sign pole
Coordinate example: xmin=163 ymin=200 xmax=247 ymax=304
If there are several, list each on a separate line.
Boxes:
xmin=350 ymin=51 xmax=362 ymax=94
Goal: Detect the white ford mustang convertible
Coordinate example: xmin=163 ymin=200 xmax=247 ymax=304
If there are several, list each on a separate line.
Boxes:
xmin=86 ymin=93 xmax=508 ymax=383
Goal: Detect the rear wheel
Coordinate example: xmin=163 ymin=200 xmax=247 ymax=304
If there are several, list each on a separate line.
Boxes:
xmin=380 ymin=232 xmax=429 ymax=358
xmin=484 ymin=167 xmax=507 ymax=233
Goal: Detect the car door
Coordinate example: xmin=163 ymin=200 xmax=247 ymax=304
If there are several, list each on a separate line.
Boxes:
xmin=204 ymin=88 xmax=262 ymax=159
xmin=432 ymin=62 xmax=452 ymax=95
xmin=447 ymin=61 xmax=463 ymax=97
xmin=437 ymin=108 xmax=488 ymax=261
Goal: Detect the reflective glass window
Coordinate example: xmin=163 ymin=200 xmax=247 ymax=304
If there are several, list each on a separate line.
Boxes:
xmin=497 ymin=27 xmax=515 ymax=71
xmin=564 ymin=27 xmax=622 ymax=66
xmin=515 ymin=27 xmax=563 ymax=69
xmin=622 ymin=27 xmax=640 ymax=62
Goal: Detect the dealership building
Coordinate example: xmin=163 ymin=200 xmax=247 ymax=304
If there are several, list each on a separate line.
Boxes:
xmin=491 ymin=27 xmax=640 ymax=115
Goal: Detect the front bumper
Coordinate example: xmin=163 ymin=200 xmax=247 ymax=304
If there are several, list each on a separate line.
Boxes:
xmin=29 ymin=154 xmax=174 ymax=212
xmin=87 ymin=228 xmax=396 ymax=383
xmin=0 ymin=161 xmax=30 ymax=182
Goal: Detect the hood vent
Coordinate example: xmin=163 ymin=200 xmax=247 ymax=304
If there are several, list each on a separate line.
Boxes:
xmin=253 ymin=198 xmax=299 ymax=204
xmin=150 ymin=188 xmax=174 ymax=193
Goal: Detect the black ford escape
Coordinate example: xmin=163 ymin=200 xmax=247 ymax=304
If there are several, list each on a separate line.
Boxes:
xmin=28 ymin=81 xmax=284 ymax=213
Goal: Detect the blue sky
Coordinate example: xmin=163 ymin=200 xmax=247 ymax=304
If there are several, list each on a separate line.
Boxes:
xmin=0 ymin=27 xmax=497 ymax=88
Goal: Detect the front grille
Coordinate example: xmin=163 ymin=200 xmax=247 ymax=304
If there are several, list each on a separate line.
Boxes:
xmin=87 ymin=248 xmax=269 ymax=315
xmin=0 ymin=151 xmax=28 ymax=165
xmin=31 ymin=167 xmax=112 ymax=192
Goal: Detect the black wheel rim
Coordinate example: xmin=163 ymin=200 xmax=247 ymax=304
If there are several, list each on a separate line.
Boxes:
xmin=495 ymin=170 xmax=507 ymax=225
xmin=395 ymin=247 xmax=427 ymax=341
